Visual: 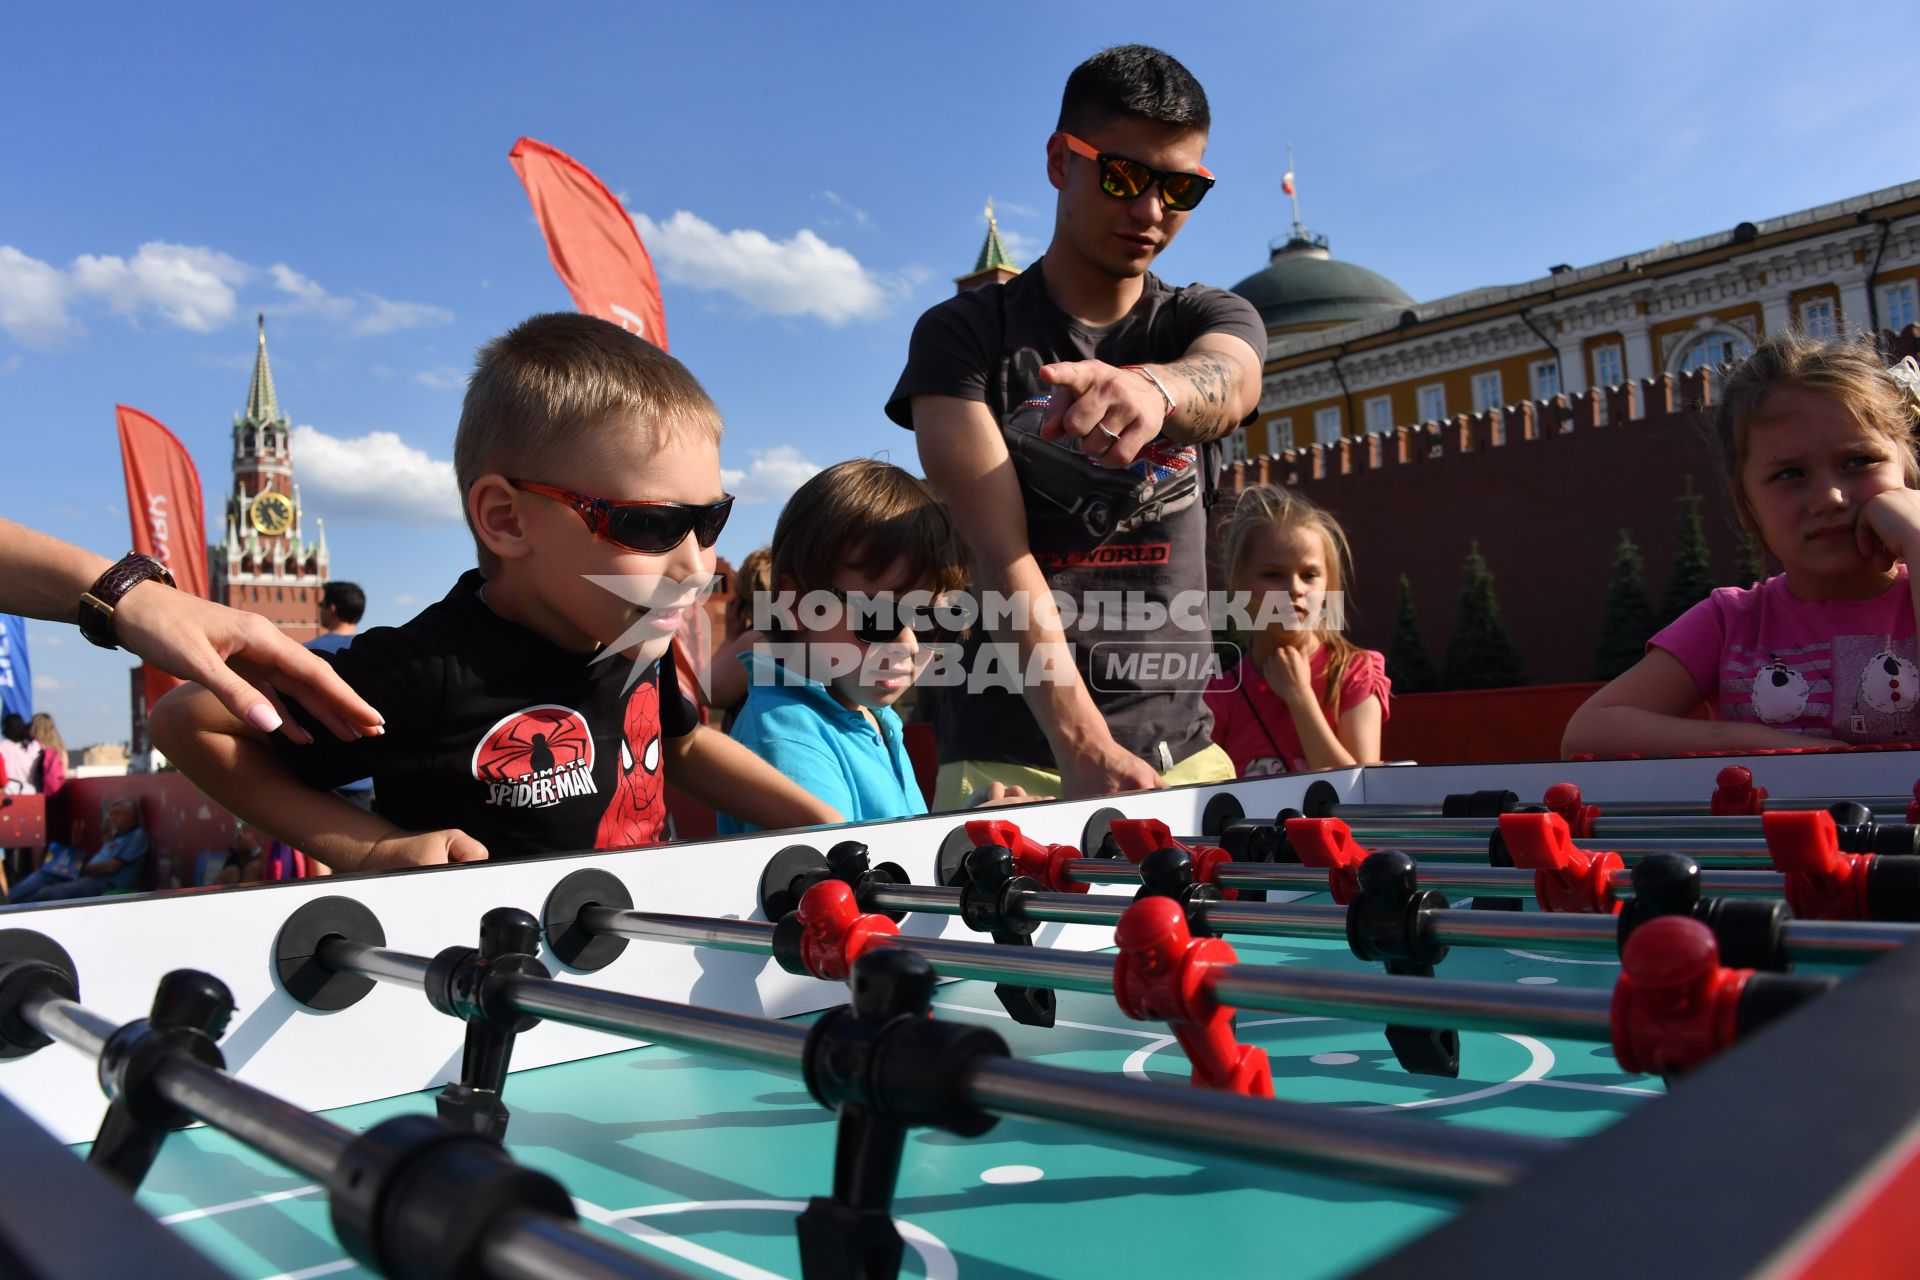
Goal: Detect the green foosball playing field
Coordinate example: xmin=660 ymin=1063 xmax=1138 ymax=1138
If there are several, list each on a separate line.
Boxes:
xmin=118 ymin=927 xmax=1648 ymax=1280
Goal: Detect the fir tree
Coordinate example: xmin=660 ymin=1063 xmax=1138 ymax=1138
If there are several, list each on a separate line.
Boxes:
xmin=1442 ymin=542 xmax=1529 ymax=690
xmin=1386 ymin=573 xmax=1436 ymax=694
xmin=1732 ymin=528 xmax=1767 ymax=588
xmin=1593 ymin=529 xmax=1657 ymax=681
xmin=1661 ymin=477 xmax=1718 ymax=625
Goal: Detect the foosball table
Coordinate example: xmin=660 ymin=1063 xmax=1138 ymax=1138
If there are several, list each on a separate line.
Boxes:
xmin=4 ymin=751 xmax=1920 ymax=1280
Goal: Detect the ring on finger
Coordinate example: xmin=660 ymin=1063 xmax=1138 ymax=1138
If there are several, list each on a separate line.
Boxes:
xmin=1094 ymin=423 xmax=1121 ymax=443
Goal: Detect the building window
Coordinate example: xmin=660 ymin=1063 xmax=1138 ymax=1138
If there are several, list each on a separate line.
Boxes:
xmin=1471 ymin=371 xmax=1503 ymax=414
xmin=1591 ymin=344 xmax=1624 ymax=388
xmin=1883 ymin=281 xmax=1917 ymax=331
xmin=1798 ymin=297 xmax=1837 ymax=339
xmin=1313 ymin=406 xmax=1342 ymax=444
xmin=1416 ymin=383 xmax=1447 ymax=423
xmin=1219 ymin=430 xmax=1248 ymax=465
xmin=1363 ymin=395 xmax=1393 ymax=434
xmin=1270 ymin=416 xmax=1294 ymax=450
xmin=1530 ymin=359 xmax=1561 ymax=401
xmin=1673 ymin=330 xmax=1751 ymax=375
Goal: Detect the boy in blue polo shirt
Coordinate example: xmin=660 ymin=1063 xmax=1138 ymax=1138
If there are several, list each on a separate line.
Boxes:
xmin=721 ymin=461 xmax=1033 ymax=832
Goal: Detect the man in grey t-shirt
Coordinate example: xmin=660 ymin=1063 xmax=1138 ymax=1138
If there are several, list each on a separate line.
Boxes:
xmin=887 ymin=44 xmax=1264 ymax=806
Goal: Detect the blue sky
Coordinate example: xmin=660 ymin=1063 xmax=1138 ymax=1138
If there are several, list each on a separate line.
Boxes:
xmin=4 ymin=0 xmax=1913 ymax=748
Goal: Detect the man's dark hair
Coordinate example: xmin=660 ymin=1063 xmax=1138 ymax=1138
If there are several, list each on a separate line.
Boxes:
xmin=1058 ymin=45 xmax=1210 ymax=136
xmin=321 ymin=581 xmax=367 ymax=625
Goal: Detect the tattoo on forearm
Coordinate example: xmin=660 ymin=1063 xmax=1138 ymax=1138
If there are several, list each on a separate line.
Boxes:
xmin=1161 ymin=353 xmax=1243 ymax=441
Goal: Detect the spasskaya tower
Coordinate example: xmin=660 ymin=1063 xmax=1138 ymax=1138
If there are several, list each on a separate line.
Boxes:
xmin=206 ymin=315 xmax=331 ymax=641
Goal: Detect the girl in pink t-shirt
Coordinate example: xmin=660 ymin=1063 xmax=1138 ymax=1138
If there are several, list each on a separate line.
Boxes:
xmin=1205 ymin=486 xmax=1390 ymax=775
xmin=1564 ymin=336 xmax=1920 ymax=756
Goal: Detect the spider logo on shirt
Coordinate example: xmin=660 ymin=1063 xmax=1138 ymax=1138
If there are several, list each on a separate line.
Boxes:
xmin=471 ymin=705 xmax=596 ymax=785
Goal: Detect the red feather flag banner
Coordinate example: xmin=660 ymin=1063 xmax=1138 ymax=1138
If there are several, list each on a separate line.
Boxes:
xmin=116 ymin=403 xmax=209 ymax=710
xmin=509 ymin=134 xmax=712 ymax=720
xmin=509 ymin=136 xmax=670 ymax=351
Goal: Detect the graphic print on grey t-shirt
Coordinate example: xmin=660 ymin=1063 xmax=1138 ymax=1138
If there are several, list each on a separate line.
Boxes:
xmin=1001 ymin=392 xmax=1199 ymax=544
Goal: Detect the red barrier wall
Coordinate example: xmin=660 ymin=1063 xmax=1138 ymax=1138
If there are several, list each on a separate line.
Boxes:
xmin=1381 ymin=683 xmax=1602 ymax=765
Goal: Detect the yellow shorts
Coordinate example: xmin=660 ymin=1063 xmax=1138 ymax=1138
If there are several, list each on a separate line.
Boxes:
xmin=932 ymin=743 xmax=1236 ymax=811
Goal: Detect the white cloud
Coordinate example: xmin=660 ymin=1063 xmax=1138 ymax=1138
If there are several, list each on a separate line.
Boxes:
xmin=818 ymin=190 xmax=873 ymax=229
xmin=633 ymin=210 xmax=893 ymax=325
xmin=32 ymin=674 xmax=62 ymax=693
xmin=720 ymin=445 xmax=824 ymax=506
xmin=412 ymin=366 xmax=466 ymax=390
xmin=271 ymin=266 xmax=445 ymax=335
xmin=0 ymin=246 xmax=79 ymax=346
xmin=290 ymin=424 xmax=462 ymax=524
xmin=0 ymin=241 xmax=452 ymax=351
xmin=70 ymin=241 xmax=249 ymax=332
xmin=354 ymin=295 xmax=454 ymax=336
xmin=269 ymin=263 xmax=329 ymax=303
xmin=998 ymin=227 xmax=1044 ymax=269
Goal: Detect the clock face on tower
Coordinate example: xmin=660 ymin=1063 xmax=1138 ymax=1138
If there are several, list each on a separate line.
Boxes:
xmin=249 ymin=490 xmax=295 ymax=537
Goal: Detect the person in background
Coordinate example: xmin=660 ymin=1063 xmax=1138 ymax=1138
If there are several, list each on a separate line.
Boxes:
xmin=20 ymin=713 xmax=69 ymax=880
xmin=0 ymin=714 xmax=40 ymax=798
xmin=6 ymin=797 xmax=148 ymax=904
xmin=199 ymin=821 xmax=267 ymax=887
xmin=888 ymin=44 xmax=1264 ymax=805
xmin=1565 ymin=337 xmax=1920 ymax=756
xmin=721 ymin=461 xmax=1039 ymax=833
xmin=27 ymin=714 xmax=65 ymax=801
xmin=1204 ymin=486 xmax=1389 ymax=775
xmin=0 ymin=714 xmax=45 ymax=890
xmin=707 ymin=546 xmax=772 ymax=729
xmin=311 ymin=581 xmax=365 ymax=654
xmin=308 ymin=582 xmax=372 ymax=820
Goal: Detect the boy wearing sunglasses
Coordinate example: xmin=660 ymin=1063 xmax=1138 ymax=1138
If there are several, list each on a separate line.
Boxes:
xmin=720 ymin=461 xmax=1030 ymax=832
xmin=886 ymin=45 xmax=1266 ymax=807
xmin=152 ymin=313 xmax=839 ymax=871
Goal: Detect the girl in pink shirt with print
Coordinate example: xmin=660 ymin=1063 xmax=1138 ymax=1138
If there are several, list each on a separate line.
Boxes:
xmin=1205 ymin=486 xmax=1390 ymax=775
xmin=1565 ymin=335 xmax=1920 ymax=757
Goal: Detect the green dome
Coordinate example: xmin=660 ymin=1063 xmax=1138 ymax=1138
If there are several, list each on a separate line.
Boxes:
xmin=1231 ymin=235 xmax=1414 ymax=331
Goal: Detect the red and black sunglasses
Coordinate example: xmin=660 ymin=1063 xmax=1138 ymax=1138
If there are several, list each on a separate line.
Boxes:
xmin=510 ymin=479 xmax=734 ymax=554
xmin=1058 ymin=132 xmax=1215 ymax=212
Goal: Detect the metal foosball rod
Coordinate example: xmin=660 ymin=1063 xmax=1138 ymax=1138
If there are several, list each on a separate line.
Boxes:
xmin=1301 ymin=797 xmax=1920 ymax=863
xmin=790 ymin=832 xmax=1915 ymax=975
xmin=1144 ymin=777 xmax=1920 ymax=870
xmin=572 ymin=898 xmax=1618 ymax=1040
xmin=1064 ymin=854 xmax=1794 ymax=900
xmin=866 ymin=870 xmax=1917 ymax=969
xmin=1282 ymin=769 xmax=1913 ymax=823
xmin=280 ymin=901 xmax=1552 ymax=1194
xmin=1062 ymin=805 xmax=1920 ymax=926
xmin=0 ymin=952 xmax=697 ymax=1280
xmin=550 ymin=859 xmax=1838 ymax=1089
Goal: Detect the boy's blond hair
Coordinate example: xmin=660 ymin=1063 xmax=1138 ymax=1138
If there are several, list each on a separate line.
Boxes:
xmin=769 ymin=460 xmax=966 ymax=618
xmin=453 ymin=312 xmax=724 ymax=566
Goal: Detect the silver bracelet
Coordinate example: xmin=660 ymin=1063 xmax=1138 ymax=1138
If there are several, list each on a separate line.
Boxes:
xmin=1123 ymin=364 xmax=1179 ymax=418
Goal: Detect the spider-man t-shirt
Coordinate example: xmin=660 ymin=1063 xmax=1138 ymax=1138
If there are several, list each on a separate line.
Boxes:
xmin=273 ymin=570 xmax=699 ymax=857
